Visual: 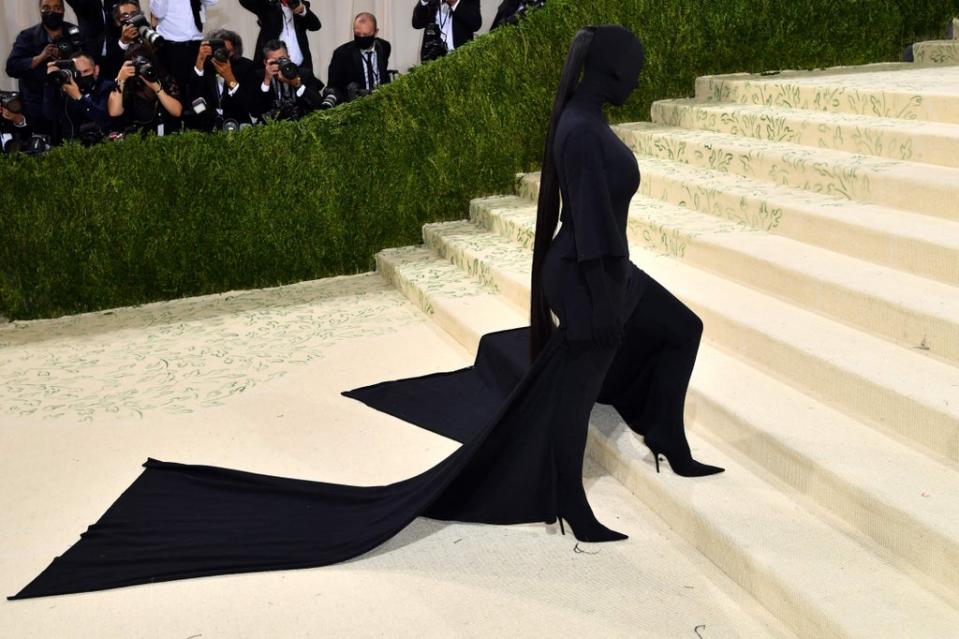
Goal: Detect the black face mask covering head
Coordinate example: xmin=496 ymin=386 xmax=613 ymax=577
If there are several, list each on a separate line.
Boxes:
xmin=578 ymin=25 xmax=646 ymax=107
xmin=42 ymin=11 xmax=65 ymax=30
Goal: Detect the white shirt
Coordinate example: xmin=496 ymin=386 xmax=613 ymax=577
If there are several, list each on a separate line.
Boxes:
xmin=279 ymin=4 xmax=307 ymax=66
xmin=420 ymin=0 xmax=461 ymax=51
xmin=150 ymin=0 xmax=219 ymax=43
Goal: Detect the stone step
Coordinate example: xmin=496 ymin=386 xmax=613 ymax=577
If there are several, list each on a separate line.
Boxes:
xmin=513 ymin=161 xmax=959 ymax=287
xmin=471 ymin=192 xmax=959 ymax=363
xmin=376 ymin=244 xmax=959 ymax=638
xmin=650 ymin=99 xmax=959 ymax=168
xmin=914 ymin=40 xmax=959 ymax=65
xmin=694 ymin=64 xmax=959 ymax=124
xmin=612 ymin=123 xmax=959 ymax=221
xmin=425 ymin=217 xmax=959 ymax=464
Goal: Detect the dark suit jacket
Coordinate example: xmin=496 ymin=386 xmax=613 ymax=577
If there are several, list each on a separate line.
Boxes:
xmin=412 ymin=0 xmax=482 ymax=49
xmin=186 ymin=56 xmax=257 ymax=131
xmin=249 ymin=66 xmax=324 ymax=121
xmin=5 ymin=21 xmax=83 ymax=130
xmin=327 ymin=38 xmax=391 ymax=98
xmin=491 ymin=0 xmax=523 ymax=31
xmin=239 ymin=0 xmax=322 ymax=72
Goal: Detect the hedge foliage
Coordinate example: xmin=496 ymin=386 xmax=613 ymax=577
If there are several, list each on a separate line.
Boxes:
xmin=1 ymin=0 xmax=956 ymax=319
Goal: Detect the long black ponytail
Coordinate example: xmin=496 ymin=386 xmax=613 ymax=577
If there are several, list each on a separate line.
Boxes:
xmin=529 ymin=27 xmax=596 ymax=362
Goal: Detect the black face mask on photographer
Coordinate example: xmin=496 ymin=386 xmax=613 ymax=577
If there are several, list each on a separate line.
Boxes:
xmin=354 ymin=34 xmax=375 ymax=50
xmin=77 ymin=75 xmax=97 ymax=93
xmin=42 ymin=11 xmax=65 ymax=30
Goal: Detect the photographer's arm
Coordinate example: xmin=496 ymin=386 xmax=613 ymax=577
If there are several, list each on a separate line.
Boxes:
xmin=451 ymin=0 xmax=482 ymax=33
xmin=296 ymin=2 xmax=321 ymax=31
xmin=151 ymin=80 xmax=182 ymax=117
xmin=412 ymin=0 xmax=435 ymax=30
xmin=108 ymin=61 xmax=135 ymax=116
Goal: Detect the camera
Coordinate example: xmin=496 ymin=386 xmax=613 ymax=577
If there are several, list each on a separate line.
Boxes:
xmin=0 ymin=90 xmax=22 ymax=114
xmin=345 ymin=82 xmax=370 ymax=102
xmin=271 ymin=56 xmax=299 ymax=80
xmin=191 ymin=97 xmax=208 ymax=115
xmin=264 ymin=98 xmax=300 ymax=122
xmin=78 ymin=122 xmax=105 ymax=146
xmin=208 ymin=39 xmax=231 ymax=63
xmin=320 ymin=87 xmax=342 ymax=110
xmin=420 ymin=22 xmax=448 ymax=62
xmin=132 ymin=55 xmax=159 ymax=83
xmin=54 ymin=26 xmax=83 ymax=59
xmin=124 ymin=13 xmax=164 ymax=48
xmin=46 ymin=60 xmax=78 ymax=87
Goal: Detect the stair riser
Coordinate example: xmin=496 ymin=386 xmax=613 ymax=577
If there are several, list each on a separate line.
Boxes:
xmin=913 ymin=41 xmax=959 ymax=65
xmin=651 ymin=101 xmax=959 ymax=169
xmin=625 ymin=213 xmax=959 ymax=362
xmin=587 ymin=425 xmax=856 ymax=639
xmin=688 ymin=387 xmax=959 ymax=601
xmin=429 ymin=214 xmax=959 ymax=463
xmin=697 ymin=308 xmax=959 ymax=463
xmin=632 ymin=166 xmax=959 ymax=286
xmin=694 ymin=75 xmax=959 ymax=124
xmin=614 ymin=126 xmax=959 ymax=221
xmin=422 ymin=225 xmax=531 ymax=312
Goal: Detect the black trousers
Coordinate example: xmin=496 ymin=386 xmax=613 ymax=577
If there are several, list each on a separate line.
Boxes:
xmin=157 ymin=39 xmax=201 ymax=97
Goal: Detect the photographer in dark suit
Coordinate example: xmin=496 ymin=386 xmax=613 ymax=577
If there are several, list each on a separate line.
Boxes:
xmin=186 ymin=29 xmax=256 ymax=131
xmin=327 ymin=12 xmax=391 ymax=102
xmin=5 ymin=0 xmax=87 ymax=135
xmin=412 ymin=0 xmax=481 ymax=56
xmin=250 ymin=39 xmax=324 ymax=122
xmin=239 ymin=0 xmax=321 ymax=73
xmin=100 ymin=1 xmax=147 ymax=81
xmin=0 ymin=96 xmax=32 ymax=154
xmin=42 ymin=52 xmax=115 ymax=144
xmin=108 ymin=43 xmax=183 ymax=136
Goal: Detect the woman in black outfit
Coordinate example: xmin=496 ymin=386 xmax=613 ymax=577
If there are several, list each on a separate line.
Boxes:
xmin=10 ymin=25 xmax=721 ymax=601
xmin=108 ymin=44 xmax=183 ymax=136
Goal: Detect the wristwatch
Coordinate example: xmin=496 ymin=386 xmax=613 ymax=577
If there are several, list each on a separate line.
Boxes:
xmin=227 ymin=80 xmax=239 ymax=91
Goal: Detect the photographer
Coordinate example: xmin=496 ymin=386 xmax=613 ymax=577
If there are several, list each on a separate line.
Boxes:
xmin=412 ymin=0 xmax=481 ymax=61
xmin=0 ymin=94 xmax=32 ymax=155
xmin=5 ymin=0 xmax=88 ymax=135
xmin=491 ymin=0 xmax=545 ymax=30
xmin=108 ymin=44 xmax=183 ymax=136
xmin=328 ymin=12 xmax=392 ymax=102
xmin=186 ymin=30 xmax=256 ymax=131
xmin=240 ymin=0 xmax=322 ymax=74
xmin=250 ymin=39 xmax=324 ymax=123
xmin=42 ymin=52 xmax=115 ymax=145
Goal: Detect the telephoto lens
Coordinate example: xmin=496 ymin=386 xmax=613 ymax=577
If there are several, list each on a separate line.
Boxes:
xmin=319 ymin=87 xmax=341 ymax=110
xmin=126 ymin=13 xmax=165 ymax=48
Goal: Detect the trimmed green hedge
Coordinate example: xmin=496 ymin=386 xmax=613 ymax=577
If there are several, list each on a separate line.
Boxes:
xmin=2 ymin=0 xmax=956 ymax=319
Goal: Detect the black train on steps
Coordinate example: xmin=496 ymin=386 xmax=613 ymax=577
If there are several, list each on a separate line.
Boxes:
xmin=8 ymin=25 xmax=722 ymax=601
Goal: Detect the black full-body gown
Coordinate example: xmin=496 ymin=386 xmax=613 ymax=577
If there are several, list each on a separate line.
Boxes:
xmin=9 ymin=80 xmax=711 ymax=600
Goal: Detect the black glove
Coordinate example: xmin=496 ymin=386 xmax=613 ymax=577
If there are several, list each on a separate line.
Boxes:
xmin=581 ymin=258 xmax=623 ymax=349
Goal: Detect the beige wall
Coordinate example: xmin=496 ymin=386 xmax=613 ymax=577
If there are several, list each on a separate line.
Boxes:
xmin=2 ymin=0 xmax=502 ymax=90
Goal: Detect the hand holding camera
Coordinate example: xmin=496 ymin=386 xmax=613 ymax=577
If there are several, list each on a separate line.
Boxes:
xmin=33 ymin=44 xmax=60 ymax=68
xmin=120 ymin=23 xmax=139 ymax=45
xmin=196 ymin=41 xmax=213 ymax=70
xmin=47 ymin=61 xmax=81 ymax=99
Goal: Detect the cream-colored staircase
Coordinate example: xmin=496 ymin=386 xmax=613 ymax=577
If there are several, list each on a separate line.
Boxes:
xmin=376 ymin=58 xmax=959 ymax=638
xmin=914 ymin=16 xmax=959 ymax=65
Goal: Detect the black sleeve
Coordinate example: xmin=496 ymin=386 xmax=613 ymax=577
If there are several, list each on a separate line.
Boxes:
xmin=452 ymin=0 xmax=483 ymax=34
xmin=299 ymin=1 xmax=321 ymax=31
xmin=412 ymin=0 xmax=436 ymax=29
xmin=558 ymin=127 xmax=629 ymax=262
xmin=327 ymin=46 xmax=347 ymax=95
xmin=296 ymin=71 xmax=324 ymax=110
xmin=238 ymin=0 xmax=268 ymax=16
xmin=6 ymin=29 xmax=39 ymax=80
